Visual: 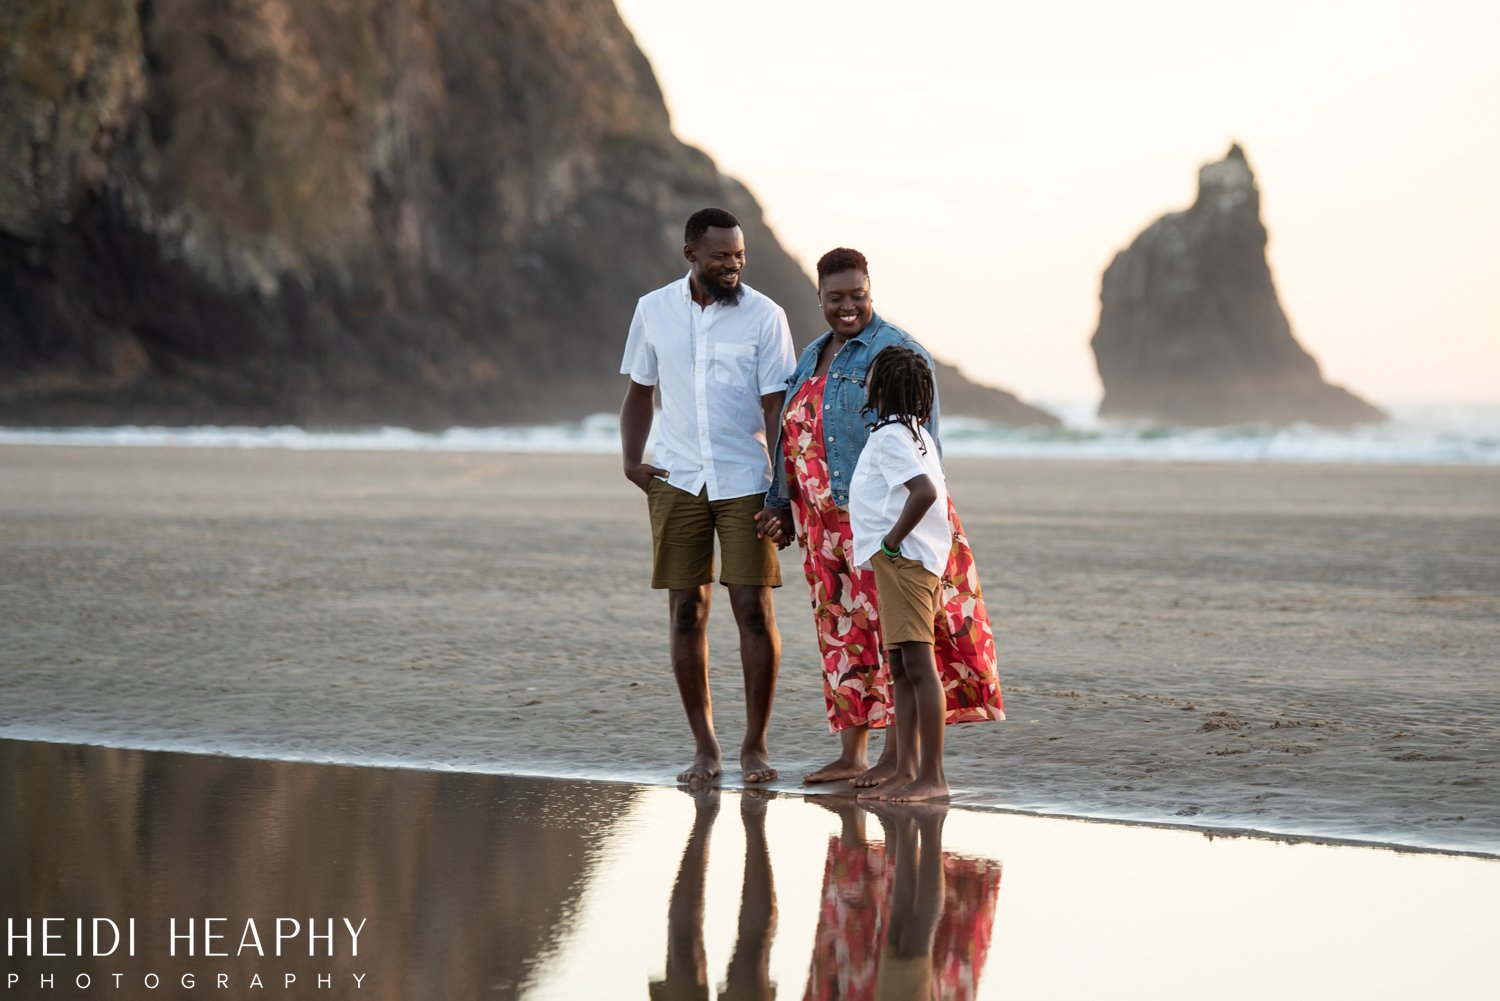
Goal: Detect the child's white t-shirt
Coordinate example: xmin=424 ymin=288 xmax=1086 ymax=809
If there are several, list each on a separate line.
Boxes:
xmin=849 ymin=422 xmax=950 ymax=578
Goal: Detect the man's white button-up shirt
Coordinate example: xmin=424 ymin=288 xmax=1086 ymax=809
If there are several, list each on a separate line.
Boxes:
xmin=621 ymin=275 xmax=797 ymax=501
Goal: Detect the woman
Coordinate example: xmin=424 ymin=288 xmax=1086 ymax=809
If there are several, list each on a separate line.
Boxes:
xmin=758 ymin=248 xmax=1004 ymax=785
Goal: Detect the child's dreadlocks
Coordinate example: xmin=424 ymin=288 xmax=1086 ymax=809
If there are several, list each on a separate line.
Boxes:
xmin=863 ymin=345 xmax=934 ymax=453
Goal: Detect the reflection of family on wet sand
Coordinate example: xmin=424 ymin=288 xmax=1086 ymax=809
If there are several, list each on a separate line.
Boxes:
xmin=651 ymin=791 xmax=1001 ymax=1001
xmin=621 ymin=209 xmax=1004 ymax=800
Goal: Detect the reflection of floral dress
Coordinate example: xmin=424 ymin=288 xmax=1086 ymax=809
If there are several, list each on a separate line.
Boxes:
xmin=929 ymin=855 xmax=1004 ymax=1001
xmin=801 ymin=835 xmax=1003 ymax=1001
xmin=782 ymin=377 xmax=1005 ymax=732
xmin=803 ymin=837 xmax=889 ymax=1001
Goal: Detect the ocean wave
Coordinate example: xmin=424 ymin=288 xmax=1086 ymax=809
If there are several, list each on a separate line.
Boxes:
xmin=3 ymin=404 xmax=1498 ymax=465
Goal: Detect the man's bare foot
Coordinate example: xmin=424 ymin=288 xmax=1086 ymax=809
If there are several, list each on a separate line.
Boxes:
xmin=803 ymin=756 xmax=868 ymax=784
xmin=678 ymin=749 xmax=722 ymax=785
xmin=881 ymin=778 xmax=950 ymax=803
xmin=740 ymin=747 xmax=778 ymax=783
xmin=850 ymin=759 xmax=898 ymax=788
xmin=688 ymin=785 xmax=722 ymax=813
xmin=740 ymin=787 xmax=776 ymax=810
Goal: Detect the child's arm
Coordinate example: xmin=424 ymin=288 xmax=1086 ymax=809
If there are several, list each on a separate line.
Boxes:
xmin=882 ymin=473 xmax=938 ymax=555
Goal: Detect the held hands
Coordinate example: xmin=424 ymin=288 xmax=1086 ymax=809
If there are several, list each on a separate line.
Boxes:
xmin=754 ymin=507 xmax=794 ymax=550
xmin=624 ymin=461 xmax=669 ymax=493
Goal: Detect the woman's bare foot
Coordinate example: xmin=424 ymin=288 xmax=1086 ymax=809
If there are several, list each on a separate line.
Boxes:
xmin=678 ymin=749 xmax=722 ymax=785
xmin=803 ymin=755 xmax=868 ymax=784
xmin=806 ymin=726 xmax=871 ymax=784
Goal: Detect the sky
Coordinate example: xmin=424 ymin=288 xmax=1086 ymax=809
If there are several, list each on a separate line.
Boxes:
xmin=614 ymin=0 xmax=1499 ymax=405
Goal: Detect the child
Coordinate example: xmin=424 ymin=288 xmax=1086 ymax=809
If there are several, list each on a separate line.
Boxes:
xmin=849 ymin=345 xmax=954 ymax=802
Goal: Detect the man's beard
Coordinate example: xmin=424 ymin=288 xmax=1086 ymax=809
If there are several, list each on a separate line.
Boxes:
xmin=704 ymin=275 xmax=744 ymax=306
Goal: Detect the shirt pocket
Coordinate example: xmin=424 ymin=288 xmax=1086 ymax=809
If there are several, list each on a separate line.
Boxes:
xmin=831 ymin=370 xmax=868 ymax=401
xmin=710 ymin=342 xmax=756 ymax=389
xmin=830 ymin=371 xmax=869 ymax=425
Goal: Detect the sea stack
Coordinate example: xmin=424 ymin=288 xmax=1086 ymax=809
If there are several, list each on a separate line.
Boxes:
xmin=1090 ymin=144 xmax=1383 ymax=427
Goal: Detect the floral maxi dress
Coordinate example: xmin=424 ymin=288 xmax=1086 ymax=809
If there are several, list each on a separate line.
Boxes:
xmin=782 ymin=376 xmax=1005 ymax=731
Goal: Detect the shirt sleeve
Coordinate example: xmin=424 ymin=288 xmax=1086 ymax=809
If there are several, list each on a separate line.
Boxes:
xmin=621 ymin=301 xmax=658 ymax=385
xmin=874 ymin=425 xmax=928 ymax=487
xmin=757 ymin=305 xmax=797 ymax=395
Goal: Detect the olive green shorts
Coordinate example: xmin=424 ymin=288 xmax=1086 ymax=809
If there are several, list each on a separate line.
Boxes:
xmin=870 ymin=552 xmax=941 ymax=648
xmin=646 ymin=479 xmax=782 ymax=590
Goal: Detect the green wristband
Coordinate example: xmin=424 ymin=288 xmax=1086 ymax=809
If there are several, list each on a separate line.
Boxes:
xmin=880 ymin=538 xmax=901 ymax=558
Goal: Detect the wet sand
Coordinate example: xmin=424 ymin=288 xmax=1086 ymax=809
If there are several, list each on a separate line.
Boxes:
xmin=4 ymin=739 xmax=1497 ymax=1000
xmin=1 ymin=445 xmax=1497 ymax=852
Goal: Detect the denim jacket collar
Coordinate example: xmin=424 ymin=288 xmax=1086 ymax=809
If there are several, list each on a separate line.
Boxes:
xmin=802 ymin=312 xmax=885 ymax=360
xmin=765 ymin=314 xmax=940 ymax=509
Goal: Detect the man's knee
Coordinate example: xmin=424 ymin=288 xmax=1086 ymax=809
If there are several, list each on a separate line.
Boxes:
xmin=669 ymin=590 xmax=709 ymax=634
xmin=729 ymin=587 xmax=775 ymax=637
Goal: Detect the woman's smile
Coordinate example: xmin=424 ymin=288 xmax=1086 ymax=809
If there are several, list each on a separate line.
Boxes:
xmin=819 ymin=268 xmax=874 ymax=338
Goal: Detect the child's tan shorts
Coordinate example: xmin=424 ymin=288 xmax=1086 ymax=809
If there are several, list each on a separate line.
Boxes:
xmin=871 ymin=552 xmax=940 ymax=648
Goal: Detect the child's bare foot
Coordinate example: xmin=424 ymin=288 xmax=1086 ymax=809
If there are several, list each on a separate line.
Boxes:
xmin=678 ymin=748 xmax=722 ymax=785
xmin=856 ymin=767 xmax=918 ymax=801
xmin=740 ymin=746 xmax=778 ymax=784
xmin=803 ymin=754 xmax=868 ymax=784
xmin=850 ymin=759 xmax=898 ymax=788
xmin=882 ymin=778 xmax=950 ymax=803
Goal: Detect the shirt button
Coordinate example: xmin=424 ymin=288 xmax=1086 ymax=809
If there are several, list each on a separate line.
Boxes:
xmin=826 ymin=436 xmax=834 ymax=443
xmin=832 ymin=470 xmax=840 ymax=477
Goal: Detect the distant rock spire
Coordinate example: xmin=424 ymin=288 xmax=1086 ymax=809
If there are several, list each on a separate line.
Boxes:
xmin=1090 ymin=144 xmax=1384 ymax=427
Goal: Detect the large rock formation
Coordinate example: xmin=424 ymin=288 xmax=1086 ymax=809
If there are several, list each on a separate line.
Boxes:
xmin=1090 ymin=145 xmax=1383 ymax=426
xmin=929 ymin=358 xmax=1058 ymax=426
xmin=0 ymin=0 xmax=1053 ymax=428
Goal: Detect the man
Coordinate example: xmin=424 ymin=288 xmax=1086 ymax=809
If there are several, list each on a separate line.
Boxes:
xmin=620 ymin=207 xmax=797 ymax=784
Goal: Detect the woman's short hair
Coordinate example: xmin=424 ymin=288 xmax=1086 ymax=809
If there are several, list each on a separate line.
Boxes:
xmin=816 ymin=247 xmax=869 ymax=282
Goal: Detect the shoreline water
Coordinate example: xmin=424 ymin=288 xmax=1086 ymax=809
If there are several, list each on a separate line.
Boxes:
xmin=6 ymin=732 xmax=1495 ymax=860
xmin=3 ymin=445 xmax=1497 ymax=857
xmin=9 ymin=737 xmax=1496 ymax=1000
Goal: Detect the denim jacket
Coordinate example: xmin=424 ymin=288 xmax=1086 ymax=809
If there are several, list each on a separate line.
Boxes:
xmin=765 ymin=314 xmax=941 ymax=509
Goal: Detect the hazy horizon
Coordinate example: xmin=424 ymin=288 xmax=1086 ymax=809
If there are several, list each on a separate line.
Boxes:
xmin=615 ymin=0 xmax=1499 ymax=407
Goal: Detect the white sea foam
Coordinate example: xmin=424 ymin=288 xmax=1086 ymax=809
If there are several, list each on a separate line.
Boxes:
xmin=938 ymin=402 xmax=1500 ymax=465
xmin=3 ymin=404 xmax=1498 ymax=465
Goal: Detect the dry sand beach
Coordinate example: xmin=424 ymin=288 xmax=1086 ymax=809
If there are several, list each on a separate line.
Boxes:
xmin=2 ymin=444 xmax=1497 ymax=853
